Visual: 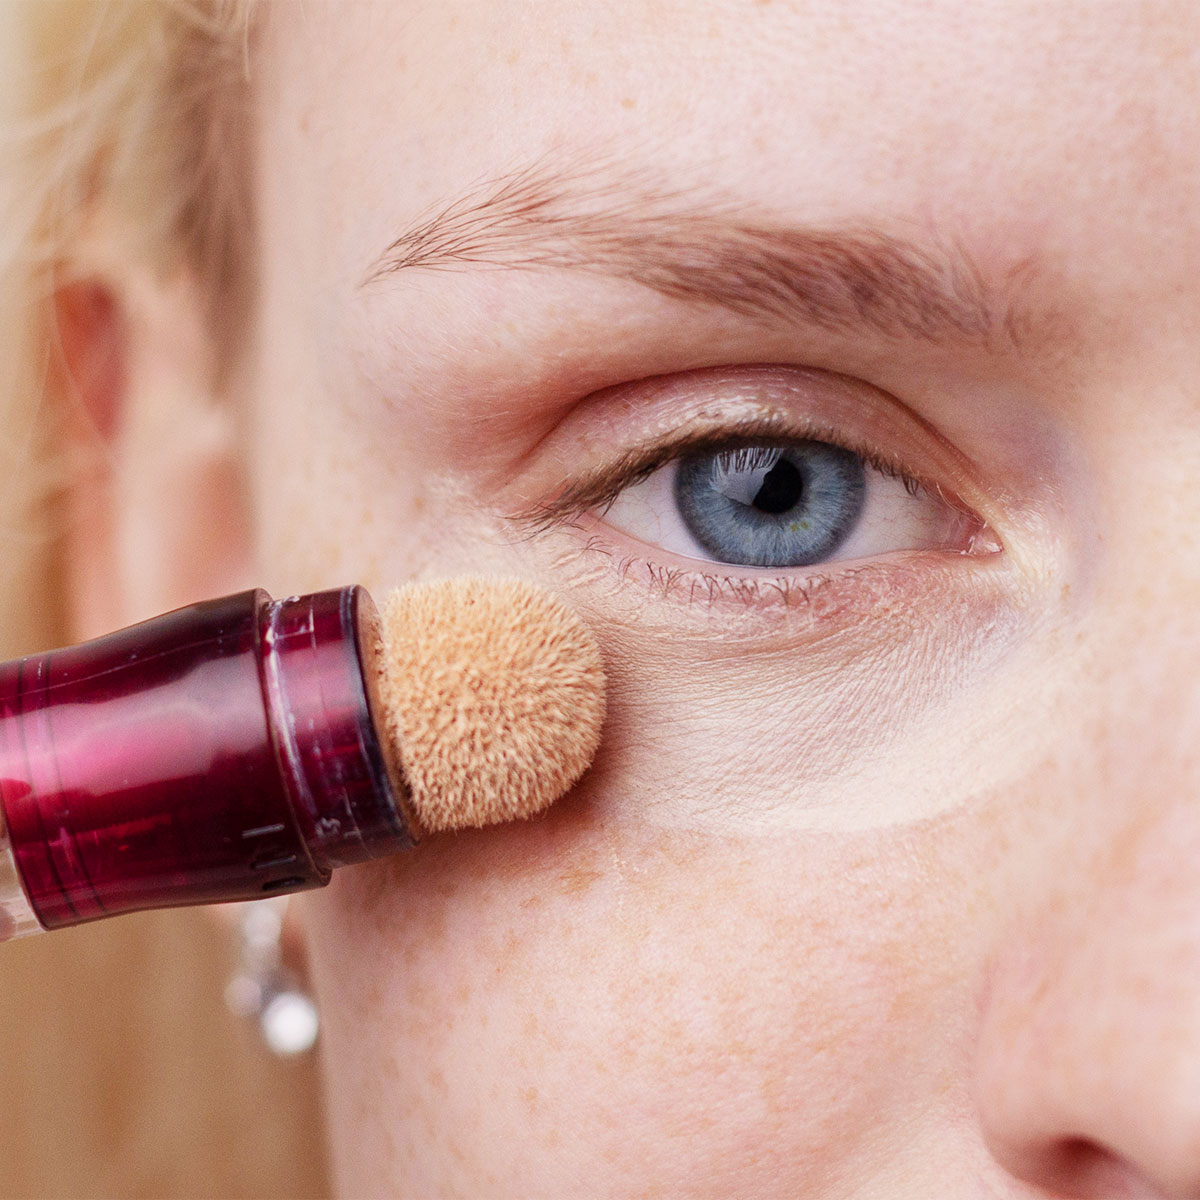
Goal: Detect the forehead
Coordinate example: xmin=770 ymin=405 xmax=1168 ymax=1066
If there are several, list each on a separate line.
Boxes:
xmin=257 ymin=0 xmax=1200 ymax=301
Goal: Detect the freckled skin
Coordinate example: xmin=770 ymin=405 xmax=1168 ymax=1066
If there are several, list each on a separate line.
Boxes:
xmin=305 ymin=792 xmax=997 ymax=1196
xmin=237 ymin=1 xmax=1200 ymax=1196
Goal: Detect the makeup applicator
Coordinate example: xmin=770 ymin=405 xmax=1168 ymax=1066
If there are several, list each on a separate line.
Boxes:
xmin=0 ymin=578 xmax=605 ymax=940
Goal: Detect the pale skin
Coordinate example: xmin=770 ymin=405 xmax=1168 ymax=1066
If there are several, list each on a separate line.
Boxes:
xmin=64 ymin=0 xmax=1200 ymax=1196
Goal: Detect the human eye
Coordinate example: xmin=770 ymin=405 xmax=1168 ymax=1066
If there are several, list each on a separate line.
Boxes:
xmin=601 ymin=436 xmax=975 ymax=570
xmin=518 ymin=364 xmax=998 ymax=610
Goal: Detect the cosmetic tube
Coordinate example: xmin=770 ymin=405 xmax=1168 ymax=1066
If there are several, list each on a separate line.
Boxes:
xmin=0 ymin=587 xmax=416 ymax=940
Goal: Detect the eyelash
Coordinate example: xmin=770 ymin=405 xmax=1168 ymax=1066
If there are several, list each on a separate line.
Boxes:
xmin=565 ymin=531 xmax=902 ymax=611
xmin=523 ymin=417 xmax=936 ymax=529
xmin=513 ymin=412 xmax=995 ymax=612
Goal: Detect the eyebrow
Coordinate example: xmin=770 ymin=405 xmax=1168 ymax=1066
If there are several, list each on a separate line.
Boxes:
xmin=362 ymin=157 xmax=1047 ymax=351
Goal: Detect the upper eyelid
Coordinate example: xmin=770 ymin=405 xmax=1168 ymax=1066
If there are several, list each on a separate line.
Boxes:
xmin=512 ymin=419 xmax=939 ymax=535
xmin=512 ymin=421 xmax=779 ymax=532
xmin=513 ymin=419 xmax=784 ymax=531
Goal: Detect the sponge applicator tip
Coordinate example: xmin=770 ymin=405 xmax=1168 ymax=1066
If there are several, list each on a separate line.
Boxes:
xmin=375 ymin=578 xmax=606 ymax=833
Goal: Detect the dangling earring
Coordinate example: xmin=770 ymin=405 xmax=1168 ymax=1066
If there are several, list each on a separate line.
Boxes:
xmin=224 ymin=895 xmax=319 ymax=1057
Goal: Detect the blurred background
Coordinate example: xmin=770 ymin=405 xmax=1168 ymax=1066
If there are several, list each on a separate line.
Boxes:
xmin=0 ymin=2 xmax=332 ymax=1191
xmin=0 ymin=3 xmax=326 ymax=1190
xmin=0 ymin=908 xmax=329 ymax=1198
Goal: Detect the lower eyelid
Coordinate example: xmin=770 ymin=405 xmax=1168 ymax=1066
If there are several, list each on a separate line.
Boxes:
xmin=535 ymin=512 xmax=1006 ymax=644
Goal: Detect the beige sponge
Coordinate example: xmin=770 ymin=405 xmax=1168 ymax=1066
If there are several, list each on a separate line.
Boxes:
xmin=376 ymin=578 xmax=606 ymax=833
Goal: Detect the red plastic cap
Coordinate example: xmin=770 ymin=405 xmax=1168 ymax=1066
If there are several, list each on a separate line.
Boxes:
xmin=0 ymin=588 xmax=414 ymax=930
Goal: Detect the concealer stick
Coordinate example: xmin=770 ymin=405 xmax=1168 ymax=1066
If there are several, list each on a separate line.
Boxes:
xmin=0 ymin=580 xmax=605 ymax=939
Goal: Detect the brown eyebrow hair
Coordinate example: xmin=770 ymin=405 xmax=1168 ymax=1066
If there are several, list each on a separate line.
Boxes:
xmin=362 ymin=156 xmax=1051 ymax=351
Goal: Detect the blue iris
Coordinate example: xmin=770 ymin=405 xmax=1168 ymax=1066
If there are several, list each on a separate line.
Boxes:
xmin=673 ymin=440 xmax=866 ymax=567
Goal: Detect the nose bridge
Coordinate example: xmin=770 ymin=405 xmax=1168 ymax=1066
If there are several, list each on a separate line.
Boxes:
xmin=1049 ymin=642 xmax=1200 ymax=1053
xmin=1102 ymin=592 xmax=1200 ymax=819
xmin=1051 ymin=593 xmax=1200 ymax=1023
xmin=1099 ymin=618 xmax=1200 ymax=861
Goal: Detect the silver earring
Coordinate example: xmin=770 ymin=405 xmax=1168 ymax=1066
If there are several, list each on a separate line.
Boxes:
xmin=224 ymin=895 xmax=319 ymax=1057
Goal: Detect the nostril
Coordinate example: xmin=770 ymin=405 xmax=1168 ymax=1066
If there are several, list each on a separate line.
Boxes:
xmin=1039 ymin=1136 xmax=1165 ymax=1200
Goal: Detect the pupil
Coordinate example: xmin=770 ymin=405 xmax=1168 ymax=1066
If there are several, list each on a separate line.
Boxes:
xmin=751 ymin=458 xmax=803 ymax=514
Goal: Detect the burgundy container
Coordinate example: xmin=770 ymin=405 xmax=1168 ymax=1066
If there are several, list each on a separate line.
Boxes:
xmin=0 ymin=587 xmax=416 ymax=933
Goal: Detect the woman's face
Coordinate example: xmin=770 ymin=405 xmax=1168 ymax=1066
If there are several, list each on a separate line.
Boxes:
xmin=241 ymin=2 xmax=1200 ymax=1195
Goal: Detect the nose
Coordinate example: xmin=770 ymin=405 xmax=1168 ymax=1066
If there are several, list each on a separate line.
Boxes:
xmin=973 ymin=732 xmax=1200 ymax=1198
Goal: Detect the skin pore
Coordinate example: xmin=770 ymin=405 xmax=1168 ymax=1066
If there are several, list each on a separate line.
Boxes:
xmin=173 ymin=0 xmax=1200 ymax=1195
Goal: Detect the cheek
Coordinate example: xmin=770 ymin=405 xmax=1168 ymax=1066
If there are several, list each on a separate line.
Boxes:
xmin=303 ymin=792 xmax=991 ymax=1197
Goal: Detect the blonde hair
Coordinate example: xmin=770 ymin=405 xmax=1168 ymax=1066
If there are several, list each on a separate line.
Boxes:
xmin=0 ymin=0 xmax=254 ymax=656
xmin=0 ymin=6 xmax=329 ymax=1196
